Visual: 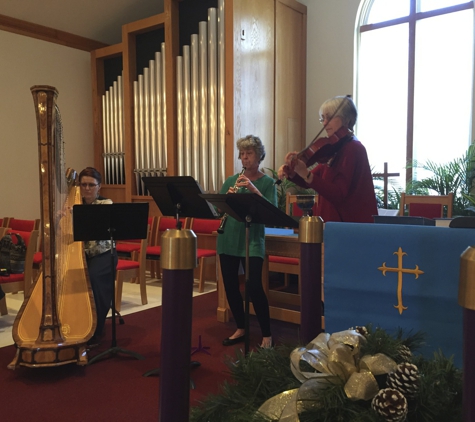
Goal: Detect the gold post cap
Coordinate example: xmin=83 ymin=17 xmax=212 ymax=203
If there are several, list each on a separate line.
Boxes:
xmin=298 ymin=216 xmax=324 ymax=243
xmin=161 ymin=229 xmax=197 ymax=270
xmin=459 ymin=246 xmax=475 ymax=310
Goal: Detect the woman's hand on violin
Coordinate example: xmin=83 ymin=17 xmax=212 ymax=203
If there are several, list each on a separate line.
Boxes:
xmin=278 ymin=164 xmax=294 ymax=180
xmin=292 ymin=160 xmax=308 ymax=179
xmin=284 ymin=152 xmax=298 ymax=167
xmin=283 ymin=152 xmax=307 ymax=179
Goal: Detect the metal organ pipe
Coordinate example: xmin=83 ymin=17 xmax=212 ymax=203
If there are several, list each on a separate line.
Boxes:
xmin=137 ymin=75 xmax=146 ymax=193
xmin=102 ymin=78 xmax=126 ymax=185
xmin=199 ymin=20 xmax=209 ymax=191
xmin=218 ymin=0 xmax=226 ymax=191
xmin=117 ymin=75 xmax=124 ymax=184
xmin=133 ymin=80 xmax=141 ymax=193
xmin=176 ymin=55 xmax=184 ymax=175
xmin=143 ymin=67 xmax=150 ymax=179
xmin=161 ymin=42 xmax=167 ymax=168
xmin=183 ymin=45 xmax=192 ymax=177
xmin=149 ymin=60 xmax=158 ymax=177
xmin=112 ymin=80 xmax=119 ymax=184
xmin=208 ymin=7 xmax=218 ymax=193
xmin=102 ymin=93 xmax=110 ymax=184
xmin=190 ymin=34 xmax=200 ymax=184
xmin=154 ymin=51 xmax=164 ymax=172
xmin=101 ymin=6 xmax=226 ymax=194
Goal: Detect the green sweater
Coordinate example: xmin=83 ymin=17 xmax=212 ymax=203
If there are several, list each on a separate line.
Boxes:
xmin=216 ymin=173 xmax=277 ymax=259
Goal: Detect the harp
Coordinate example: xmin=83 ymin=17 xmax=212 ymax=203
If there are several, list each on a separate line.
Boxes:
xmin=8 ymin=86 xmax=96 ymax=368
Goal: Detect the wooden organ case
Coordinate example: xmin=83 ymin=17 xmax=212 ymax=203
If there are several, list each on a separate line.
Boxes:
xmin=9 ymin=86 xmax=96 ymax=368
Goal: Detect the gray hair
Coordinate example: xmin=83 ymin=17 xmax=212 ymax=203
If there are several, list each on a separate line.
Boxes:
xmin=236 ymin=134 xmax=266 ymax=162
xmin=319 ymin=96 xmax=357 ymax=130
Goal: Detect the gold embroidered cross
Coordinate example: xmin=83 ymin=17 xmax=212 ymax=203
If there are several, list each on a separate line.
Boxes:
xmin=378 ymin=247 xmax=424 ymax=314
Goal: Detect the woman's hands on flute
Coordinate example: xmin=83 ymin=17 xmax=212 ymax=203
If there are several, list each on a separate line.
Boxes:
xmin=230 ymin=174 xmax=261 ymax=196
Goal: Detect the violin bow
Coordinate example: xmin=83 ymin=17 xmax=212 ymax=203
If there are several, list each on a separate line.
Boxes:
xmin=275 ymin=95 xmax=352 ymax=185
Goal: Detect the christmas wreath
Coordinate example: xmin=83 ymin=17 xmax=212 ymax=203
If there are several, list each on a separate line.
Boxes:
xmin=190 ymin=326 xmax=462 ymax=422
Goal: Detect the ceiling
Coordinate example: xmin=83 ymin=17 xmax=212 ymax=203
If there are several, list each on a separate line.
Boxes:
xmin=2 ymin=0 xmax=165 ymax=45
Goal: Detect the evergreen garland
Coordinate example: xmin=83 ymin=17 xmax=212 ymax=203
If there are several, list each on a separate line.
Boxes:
xmin=190 ymin=327 xmax=463 ymax=422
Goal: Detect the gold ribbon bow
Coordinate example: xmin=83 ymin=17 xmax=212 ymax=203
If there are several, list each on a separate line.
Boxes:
xmin=257 ymin=330 xmax=397 ymax=421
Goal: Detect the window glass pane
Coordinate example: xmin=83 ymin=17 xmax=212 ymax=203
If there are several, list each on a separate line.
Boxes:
xmin=366 ymin=0 xmax=410 ymax=24
xmin=413 ymin=10 xmax=473 ymax=182
xmin=357 ymin=24 xmax=409 ymax=187
xmin=419 ymin=0 xmax=470 ymax=13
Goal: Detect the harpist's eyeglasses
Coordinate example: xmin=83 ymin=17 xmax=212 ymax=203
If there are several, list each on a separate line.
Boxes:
xmin=80 ymin=183 xmax=99 ymax=188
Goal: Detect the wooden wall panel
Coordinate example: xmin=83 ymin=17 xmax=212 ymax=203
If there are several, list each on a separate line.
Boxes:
xmin=231 ymin=0 xmax=275 ymax=175
xmin=274 ymin=0 xmax=307 ymax=169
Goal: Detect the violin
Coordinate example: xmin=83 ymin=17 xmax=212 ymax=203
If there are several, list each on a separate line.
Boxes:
xmin=296 ymin=126 xmax=352 ymax=168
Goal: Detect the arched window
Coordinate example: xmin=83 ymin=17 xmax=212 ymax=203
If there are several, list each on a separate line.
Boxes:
xmin=355 ymin=0 xmax=474 ymax=184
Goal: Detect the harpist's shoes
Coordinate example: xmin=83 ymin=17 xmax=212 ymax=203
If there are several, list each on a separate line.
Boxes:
xmin=222 ymin=335 xmax=245 ymax=346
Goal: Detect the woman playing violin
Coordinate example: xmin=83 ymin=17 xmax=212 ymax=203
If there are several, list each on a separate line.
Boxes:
xmin=278 ymin=96 xmax=377 ymax=223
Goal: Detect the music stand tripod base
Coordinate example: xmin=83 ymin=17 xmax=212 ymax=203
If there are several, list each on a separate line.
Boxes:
xmin=72 ymin=203 xmax=149 ymax=365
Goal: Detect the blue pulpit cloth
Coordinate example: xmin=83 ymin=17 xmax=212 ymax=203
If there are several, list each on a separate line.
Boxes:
xmin=324 ymin=222 xmax=475 ymax=367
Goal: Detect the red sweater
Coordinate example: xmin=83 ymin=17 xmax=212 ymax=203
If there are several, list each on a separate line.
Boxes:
xmin=290 ymin=136 xmax=377 ymax=223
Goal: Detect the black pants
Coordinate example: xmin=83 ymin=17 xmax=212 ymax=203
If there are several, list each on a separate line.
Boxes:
xmin=219 ymin=254 xmax=271 ymax=337
xmin=87 ymin=250 xmax=118 ymax=339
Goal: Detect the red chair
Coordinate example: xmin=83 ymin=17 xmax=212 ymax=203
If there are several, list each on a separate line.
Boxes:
xmin=399 ymin=192 xmax=453 ymax=219
xmin=115 ymin=216 xmax=157 ymax=260
xmin=0 ymin=228 xmax=39 ymax=315
xmin=115 ymin=236 xmax=148 ymax=312
xmin=115 ymin=216 xmax=157 ymax=284
xmin=190 ymin=218 xmax=221 ymax=292
xmin=8 ymin=218 xmax=40 ymax=232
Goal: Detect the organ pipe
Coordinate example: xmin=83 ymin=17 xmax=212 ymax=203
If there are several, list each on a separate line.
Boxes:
xmin=101 ymin=6 xmax=225 ymax=194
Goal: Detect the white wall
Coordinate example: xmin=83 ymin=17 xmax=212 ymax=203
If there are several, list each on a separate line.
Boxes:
xmin=298 ymin=0 xmax=360 ymax=142
xmin=0 ymin=31 xmax=93 ymax=220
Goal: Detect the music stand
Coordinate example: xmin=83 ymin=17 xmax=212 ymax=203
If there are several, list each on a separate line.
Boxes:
xmin=142 ymin=176 xmax=218 ymax=225
xmin=73 ymin=202 xmax=149 ymax=364
xmin=200 ymin=193 xmax=298 ymax=354
xmin=141 ymin=176 xmax=218 ymax=378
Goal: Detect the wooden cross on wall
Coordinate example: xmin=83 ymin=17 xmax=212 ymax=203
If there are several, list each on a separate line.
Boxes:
xmin=372 ymin=162 xmax=400 ymax=208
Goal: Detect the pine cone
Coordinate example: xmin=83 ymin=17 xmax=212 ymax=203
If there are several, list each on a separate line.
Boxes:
xmin=349 ymin=326 xmax=368 ymax=337
xmin=387 ymin=362 xmax=420 ymax=398
xmin=398 ymin=345 xmax=413 ymax=362
xmin=371 ymin=388 xmax=408 ymax=422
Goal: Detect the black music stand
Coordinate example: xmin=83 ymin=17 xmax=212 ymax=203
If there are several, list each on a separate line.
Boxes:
xmin=142 ymin=176 xmax=218 ymax=225
xmin=141 ymin=176 xmax=218 ymax=379
xmin=72 ymin=202 xmax=149 ymax=364
xmin=200 ymin=193 xmax=298 ymax=354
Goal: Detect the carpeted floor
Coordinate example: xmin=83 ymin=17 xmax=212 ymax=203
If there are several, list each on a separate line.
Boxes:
xmin=0 ymin=290 xmax=301 ymax=422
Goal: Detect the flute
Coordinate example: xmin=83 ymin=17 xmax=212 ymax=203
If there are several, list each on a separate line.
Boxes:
xmin=217 ymin=167 xmax=246 ymax=234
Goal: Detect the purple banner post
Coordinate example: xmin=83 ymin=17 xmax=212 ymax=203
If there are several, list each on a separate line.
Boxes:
xmin=463 ymin=308 xmax=475 ymax=422
xmin=159 ymin=268 xmax=194 ymax=422
xmin=458 ymin=245 xmax=475 ymax=422
xmin=158 ymin=228 xmax=197 ymax=422
xmin=300 ymin=242 xmax=322 ymax=343
xmin=299 ymin=216 xmax=323 ymax=344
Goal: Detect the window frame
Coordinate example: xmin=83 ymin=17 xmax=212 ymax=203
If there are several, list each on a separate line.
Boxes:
xmin=355 ymin=0 xmax=475 ymax=183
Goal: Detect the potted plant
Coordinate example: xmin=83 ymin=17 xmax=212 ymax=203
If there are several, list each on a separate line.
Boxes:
xmin=265 ymin=168 xmax=316 ymax=214
xmin=405 ymin=143 xmax=475 ymax=216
